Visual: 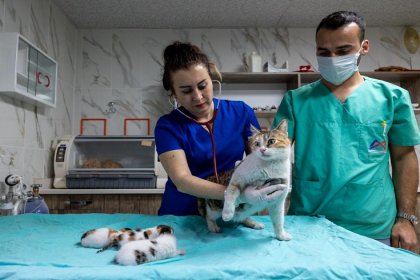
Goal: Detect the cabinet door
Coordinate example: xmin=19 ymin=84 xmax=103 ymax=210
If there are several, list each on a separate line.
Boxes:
xmin=43 ymin=194 xmax=163 ymax=214
xmin=35 ymin=50 xmax=56 ymax=104
xmin=27 ymin=45 xmax=38 ymax=96
xmin=16 ymin=39 xmax=30 ymax=93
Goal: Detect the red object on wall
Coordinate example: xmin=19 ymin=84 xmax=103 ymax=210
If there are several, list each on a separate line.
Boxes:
xmin=80 ymin=118 xmax=107 ymax=135
xmin=36 ymin=72 xmax=51 ymax=87
xmin=123 ymin=118 xmax=151 ymax=136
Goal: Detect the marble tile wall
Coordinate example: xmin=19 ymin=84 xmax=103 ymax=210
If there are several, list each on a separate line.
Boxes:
xmin=0 ymin=0 xmax=4 ymax=31
xmin=0 ymin=0 xmax=77 ymax=185
xmin=76 ymin=26 xmax=420 ymax=135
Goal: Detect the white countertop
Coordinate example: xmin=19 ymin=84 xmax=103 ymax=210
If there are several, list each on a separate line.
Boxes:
xmin=40 ymin=188 xmax=164 ymax=195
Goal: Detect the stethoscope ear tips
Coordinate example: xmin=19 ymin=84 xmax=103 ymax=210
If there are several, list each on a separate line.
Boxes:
xmin=168 ymin=95 xmax=178 ymax=109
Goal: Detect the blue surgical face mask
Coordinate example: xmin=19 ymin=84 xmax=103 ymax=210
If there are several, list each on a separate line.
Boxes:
xmin=317 ymin=45 xmax=364 ymax=86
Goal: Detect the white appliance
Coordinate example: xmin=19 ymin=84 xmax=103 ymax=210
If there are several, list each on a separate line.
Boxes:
xmin=53 ymin=135 xmax=76 ymax=188
xmin=53 ymin=135 xmax=156 ymax=189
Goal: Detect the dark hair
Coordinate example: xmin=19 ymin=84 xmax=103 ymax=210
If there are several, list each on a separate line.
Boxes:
xmin=162 ymin=41 xmax=210 ymax=92
xmin=316 ymin=11 xmax=366 ymax=42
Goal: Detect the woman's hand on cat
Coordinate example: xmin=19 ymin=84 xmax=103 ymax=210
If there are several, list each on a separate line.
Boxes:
xmin=237 ymin=184 xmax=288 ymax=205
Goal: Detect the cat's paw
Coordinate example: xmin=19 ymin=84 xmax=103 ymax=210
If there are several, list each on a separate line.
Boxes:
xmin=207 ymin=223 xmax=221 ymax=233
xmin=222 ymin=208 xmax=234 ymax=221
xmin=276 ymin=231 xmax=292 ymax=241
xmin=251 ymin=221 xmax=265 ymax=230
xmin=242 ymin=218 xmax=265 ymax=230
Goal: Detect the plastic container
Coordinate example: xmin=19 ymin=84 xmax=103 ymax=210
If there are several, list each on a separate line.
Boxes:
xmin=25 ymin=197 xmax=49 ymax=214
xmin=249 ymin=51 xmax=262 ymax=72
xmin=24 ymin=184 xmax=49 ymax=214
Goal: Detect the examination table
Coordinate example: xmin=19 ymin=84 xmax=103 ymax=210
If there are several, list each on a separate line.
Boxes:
xmin=0 ymin=213 xmax=419 ymax=279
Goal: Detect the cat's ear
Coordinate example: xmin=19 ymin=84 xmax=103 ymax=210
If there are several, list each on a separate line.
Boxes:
xmin=250 ymin=124 xmax=260 ymax=135
xmin=275 ymin=119 xmax=288 ymax=135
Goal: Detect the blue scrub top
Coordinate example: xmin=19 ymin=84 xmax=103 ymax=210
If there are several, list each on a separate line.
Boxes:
xmin=155 ymin=98 xmax=260 ymax=216
xmin=272 ymin=76 xmax=420 ymax=239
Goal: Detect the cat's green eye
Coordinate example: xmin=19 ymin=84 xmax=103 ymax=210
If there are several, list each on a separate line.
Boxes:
xmin=267 ymin=139 xmax=276 ymax=146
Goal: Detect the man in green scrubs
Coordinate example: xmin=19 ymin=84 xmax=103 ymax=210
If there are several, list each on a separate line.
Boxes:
xmin=273 ymin=11 xmax=420 ymax=252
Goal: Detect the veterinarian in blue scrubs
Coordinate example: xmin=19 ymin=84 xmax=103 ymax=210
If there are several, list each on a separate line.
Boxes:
xmin=155 ymin=42 xmax=284 ymax=216
xmin=273 ymin=11 xmax=420 ymax=252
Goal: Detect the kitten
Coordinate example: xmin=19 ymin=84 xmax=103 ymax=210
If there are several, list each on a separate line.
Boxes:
xmin=80 ymin=225 xmax=172 ymax=253
xmin=101 ymin=160 xmax=123 ymax=168
xmin=82 ymin=159 xmax=102 ymax=168
xmin=80 ymin=227 xmax=120 ymax=248
xmin=200 ymin=119 xmax=292 ymax=241
xmin=115 ymin=226 xmax=185 ymax=265
xmin=115 ymin=225 xmax=173 ymax=247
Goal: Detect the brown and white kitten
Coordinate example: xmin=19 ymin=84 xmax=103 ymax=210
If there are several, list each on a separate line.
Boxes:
xmin=115 ymin=226 xmax=185 ymax=265
xmin=81 ymin=159 xmax=122 ymax=169
xmin=80 ymin=225 xmax=173 ymax=253
xmin=200 ymin=120 xmax=292 ymax=241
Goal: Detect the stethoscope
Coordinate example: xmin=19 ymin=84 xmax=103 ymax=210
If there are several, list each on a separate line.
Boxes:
xmin=169 ymin=80 xmax=222 ymax=183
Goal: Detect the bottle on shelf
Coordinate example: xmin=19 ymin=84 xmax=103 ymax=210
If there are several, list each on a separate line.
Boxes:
xmin=249 ymin=51 xmax=262 ymax=72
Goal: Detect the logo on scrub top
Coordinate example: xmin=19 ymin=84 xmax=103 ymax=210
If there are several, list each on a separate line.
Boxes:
xmin=368 ymin=139 xmax=387 ymax=153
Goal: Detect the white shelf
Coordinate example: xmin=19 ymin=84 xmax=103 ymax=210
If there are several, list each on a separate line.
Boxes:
xmin=221 ymin=71 xmax=420 ymax=84
xmin=28 ymin=59 xmax=54 ymax=74
xmin=255 ymin=108 xmax=419 ymax=116
xmin=221 ymin=72 xmax=299 ymax=84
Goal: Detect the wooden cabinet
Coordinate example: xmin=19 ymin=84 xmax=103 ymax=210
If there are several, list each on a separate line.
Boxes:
xmin=0 ymin=32 xmax=57 ymax=107
xmin=41 ymin=189 xmax=163 ymax=214
xmin=221 ymin=71 xmax=420 ymax=118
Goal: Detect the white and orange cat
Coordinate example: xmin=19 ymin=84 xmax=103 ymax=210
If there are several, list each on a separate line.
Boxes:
xmin=201 ymin=119 xmax=292 ymax=241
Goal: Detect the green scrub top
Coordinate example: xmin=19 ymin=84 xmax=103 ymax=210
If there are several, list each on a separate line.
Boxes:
xmin=272 ymin=76 xmax=420 ymax=239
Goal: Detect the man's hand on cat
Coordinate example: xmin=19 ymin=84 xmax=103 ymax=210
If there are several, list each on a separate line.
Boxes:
xmin=237 ymin=184 xmax=288 ymax=205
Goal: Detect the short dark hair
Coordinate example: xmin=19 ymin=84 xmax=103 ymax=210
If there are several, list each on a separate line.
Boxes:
xmin=316 ymin=11 xmax=366 ymax=42
xmin=162 ymin=41 xmax=210 ymax=92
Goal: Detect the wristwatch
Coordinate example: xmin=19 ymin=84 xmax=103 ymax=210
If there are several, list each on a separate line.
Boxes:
xmin=396 ymin=211 xmax=419 ymax=226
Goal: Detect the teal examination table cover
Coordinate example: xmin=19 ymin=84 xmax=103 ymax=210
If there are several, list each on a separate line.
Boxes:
xmin=0 ymin=213 xmax=419 ymax=279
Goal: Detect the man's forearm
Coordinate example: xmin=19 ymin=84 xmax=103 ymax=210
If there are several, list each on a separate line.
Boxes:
xmin=391 ymin=146 xmax=419 ymax=214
